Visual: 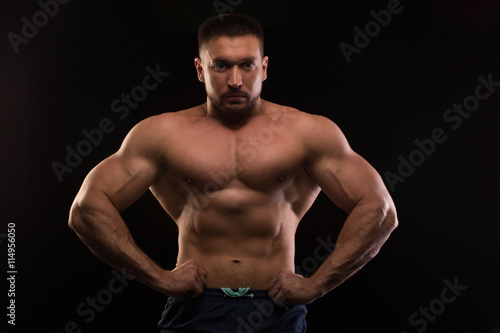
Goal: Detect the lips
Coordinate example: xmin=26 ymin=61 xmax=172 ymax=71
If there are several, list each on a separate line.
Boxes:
xmin=223 ymin=92 xmax=247 ymax=103
xmin=223 ymin=88 xmax=248 ymax=96
xmin=223 ymin=93 xmax=247 ymax=98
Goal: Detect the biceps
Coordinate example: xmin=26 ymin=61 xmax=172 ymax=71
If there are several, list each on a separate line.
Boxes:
xmin=80 ymin=153 xmax=158 ymax=212
xmin=310 ymin=152 xmax=384 ymax=213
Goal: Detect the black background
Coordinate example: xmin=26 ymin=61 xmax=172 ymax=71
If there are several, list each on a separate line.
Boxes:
xmin=1 ymin=0 xmax=499 ymax=332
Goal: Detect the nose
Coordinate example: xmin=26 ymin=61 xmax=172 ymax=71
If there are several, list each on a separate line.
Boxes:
xmin=228 ymin=67 xmax=242 ymax=89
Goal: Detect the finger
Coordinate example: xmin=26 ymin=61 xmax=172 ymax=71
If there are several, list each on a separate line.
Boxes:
xmin=194 ymin=283 xmax=204 ymax=297
xmin=276 ymin=298 xmax=288 ymax=307
xmin=195 ymin=269 xmax=207 ymax=286
xmin=265 ymin=275 xmax=280 ymax=291
xmin=184 ymin=259 xmax=199 ymax=270
xmin=196 ymin=277 xmax=206 ymax=294
xmin=272 ymin=290 xmax=288 ymax=307
xmin=268 ymin=281 xmax=286 ymax=301
xmin=195 ymin=275 xmax=206 ymax=289
xmin=267 ymin=284 xmax=279 ymax=301
xmin=195 ymin=270 xmax=207 ymax=287
xmin=266 ymin=276 xmax=284 ymax=301
xmin=187 ymin=280 xmax=204 ymax=298
xmin=199 ymin=264 xmax=208 ymax=277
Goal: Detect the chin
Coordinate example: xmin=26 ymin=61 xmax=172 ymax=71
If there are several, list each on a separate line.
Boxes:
xmin=214 ymin=100 xmax=252 ymax=115
xmin=223 ymin=105 xmax=251 ymax=115
xmin=209 ymin=95 xmax=259 ymax=116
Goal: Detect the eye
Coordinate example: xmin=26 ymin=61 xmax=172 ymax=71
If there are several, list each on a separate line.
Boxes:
xmin=242 ymin=62 xmax=255 ymax=70
xmin=213 ymin=63 xmax=227 ymax=71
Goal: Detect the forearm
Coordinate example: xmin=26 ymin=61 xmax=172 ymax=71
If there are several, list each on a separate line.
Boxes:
xmin=311 ymin=195 xmax=398 ymax=296
xmin=68 ymin=189 xmax=165 ymax=292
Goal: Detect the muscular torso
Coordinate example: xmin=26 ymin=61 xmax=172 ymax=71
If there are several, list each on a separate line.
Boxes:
xmin=149 ymin=101 xmax=321 ymax=289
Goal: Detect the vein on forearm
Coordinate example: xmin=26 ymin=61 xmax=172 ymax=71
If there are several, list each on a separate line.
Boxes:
xmin=70 ymin=189 xmax=156 ymax=280
xmin=312 ymin=195 xmax=397 ymax=294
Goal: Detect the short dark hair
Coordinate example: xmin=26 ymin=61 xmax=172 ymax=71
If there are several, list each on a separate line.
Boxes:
xmin=197 ymin=14 xmax=264 ymax=57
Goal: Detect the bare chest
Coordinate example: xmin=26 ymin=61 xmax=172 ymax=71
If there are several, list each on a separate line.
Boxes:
xmin=164 ymin=119 xmax=306 ymax=193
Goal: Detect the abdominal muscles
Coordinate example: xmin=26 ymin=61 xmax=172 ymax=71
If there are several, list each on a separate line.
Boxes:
xmin=176 ymin=186 xmax=297 ymax=288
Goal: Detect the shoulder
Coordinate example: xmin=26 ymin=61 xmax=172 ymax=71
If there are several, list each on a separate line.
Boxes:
xmin=119 ymin=105 xmax=205 ymax=153
xmin=268 ymin=102 xmax=353 ymax=163
xmin=262 ymin=101 xmax=336 ymax=128
xmin=126 ymin=105 xmax=205 ymax=137
xmin=263 ymin=101 xmax=349 ymax=151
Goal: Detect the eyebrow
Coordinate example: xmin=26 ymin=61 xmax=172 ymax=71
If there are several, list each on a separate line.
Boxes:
xmin=212 ymin=57 xmax=258 ymax=63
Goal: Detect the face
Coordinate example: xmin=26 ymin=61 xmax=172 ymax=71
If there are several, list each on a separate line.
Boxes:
xmin=195 ymin=35 xmax=268 ymax=116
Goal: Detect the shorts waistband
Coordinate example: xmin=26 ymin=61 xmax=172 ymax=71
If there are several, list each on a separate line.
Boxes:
xmin=202 ymin=288 xmax=269 ymax=299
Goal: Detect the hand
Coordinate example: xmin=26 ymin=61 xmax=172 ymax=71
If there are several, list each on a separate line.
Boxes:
xmin=266 ymin=269 xmax=322 ymax=306
xmin=162 ymin=259 xmax=207 ymax=298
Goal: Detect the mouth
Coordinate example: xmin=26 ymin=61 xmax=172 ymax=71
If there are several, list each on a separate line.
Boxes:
xmin=224 ymin=92 xmax=247 ymax=97
xmin=223 ymin=93 xmax=247 ymax=102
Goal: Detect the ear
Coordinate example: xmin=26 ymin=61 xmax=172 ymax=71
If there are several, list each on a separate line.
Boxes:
xmin=262 ymin=56 xmax=269 ymax=81
xmin=194 ymin=57 xmax=205 ymax=82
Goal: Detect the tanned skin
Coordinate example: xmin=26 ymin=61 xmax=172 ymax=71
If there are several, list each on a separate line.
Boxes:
xmin=69 ymin=34 xmax=398 ymax=307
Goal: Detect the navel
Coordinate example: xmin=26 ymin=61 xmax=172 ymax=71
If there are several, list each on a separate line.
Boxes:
xmin=278 ymin=175 xmax=285 ymax=182
xmin=185 ymin=178 xmax=193 ymax=185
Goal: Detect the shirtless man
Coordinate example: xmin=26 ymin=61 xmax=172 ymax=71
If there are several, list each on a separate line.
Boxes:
xmin=69 ymin=14 xmax=398 ymax=332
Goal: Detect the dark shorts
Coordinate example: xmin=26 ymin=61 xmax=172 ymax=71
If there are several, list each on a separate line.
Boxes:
xmin=158 ymin=288 xmax=308 ymax=333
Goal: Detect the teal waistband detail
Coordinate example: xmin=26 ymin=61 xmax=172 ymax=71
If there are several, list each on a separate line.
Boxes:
xmin=220 ymin=287 xmax=254 ymax=298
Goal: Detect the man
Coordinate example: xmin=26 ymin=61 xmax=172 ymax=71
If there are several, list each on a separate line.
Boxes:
xmin=69 ymin=14 xmax=398 ymax=332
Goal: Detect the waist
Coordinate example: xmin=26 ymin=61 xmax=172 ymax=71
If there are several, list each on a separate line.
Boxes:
xmin=201 ymin=288 xmax=270 ymax=299
xmin=178 ymin=253 xmax=293 ymax=289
